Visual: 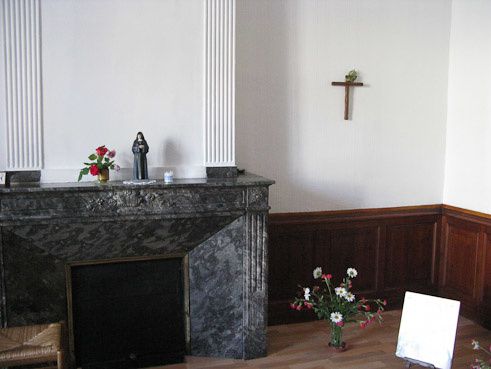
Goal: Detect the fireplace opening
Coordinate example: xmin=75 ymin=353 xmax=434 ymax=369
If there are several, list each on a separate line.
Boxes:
xmin=66 ymin=255 xmax=189 ymax=369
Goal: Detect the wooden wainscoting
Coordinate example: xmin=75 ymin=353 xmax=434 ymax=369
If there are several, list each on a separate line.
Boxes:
xmin=440 ymin=205 xmax=491 ymax=327
xmin=268 ymin=205 xmax=442 ymax=325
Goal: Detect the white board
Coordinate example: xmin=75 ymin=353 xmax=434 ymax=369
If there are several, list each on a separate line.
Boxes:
xmin=395 ymin=292 xmax=460 ymax=369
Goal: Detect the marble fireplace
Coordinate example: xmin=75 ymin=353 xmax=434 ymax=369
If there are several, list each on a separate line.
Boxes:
xmin=0 ymin=173 xmax=273 ymax=366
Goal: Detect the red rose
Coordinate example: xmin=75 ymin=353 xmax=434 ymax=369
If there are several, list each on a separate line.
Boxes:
xmin=296 ymin=305 xmax=302 ymax=311
xmin=365 ymin=305 xmax=371 ymax=311
xmin=360 ymin=322 xmax=366 ymax=329
xmin=336 ymin=321 xmax=344 ymax=327
xmin=327 ymin=274 xmax=332 ymax=280
xmin=304 ymin=302 xmax=313 ymax=309
xmin=289 ymin=303 xmax=296 ymax=310
xmin=89 ymin=164 xmax=99 ymax=176
xmin=96 ymin=146 xmax=108 ymax=157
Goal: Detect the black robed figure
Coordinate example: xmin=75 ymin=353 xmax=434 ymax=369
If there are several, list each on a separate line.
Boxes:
xmin=132 ymin=132 xmax=149 ymax=180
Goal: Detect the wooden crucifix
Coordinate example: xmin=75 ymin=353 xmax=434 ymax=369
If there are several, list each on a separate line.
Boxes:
xmin=331 ymin=70 xmax=363 ymax=120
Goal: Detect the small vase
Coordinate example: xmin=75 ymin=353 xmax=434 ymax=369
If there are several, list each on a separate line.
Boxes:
xmin=329 ymin=323 xmax=347 ymax=351
xmin=98 ymin=168 xmax=109 ymax=183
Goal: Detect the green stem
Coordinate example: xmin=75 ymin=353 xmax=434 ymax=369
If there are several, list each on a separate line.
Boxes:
xmin=330 ymin=323 xmax=343 ymax=347
xmin=326 ymin=278 xmax=333 ymax=301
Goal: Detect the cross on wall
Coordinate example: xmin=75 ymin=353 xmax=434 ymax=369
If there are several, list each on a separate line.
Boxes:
xmin=331 ymin=81 xmax=364 ymax=120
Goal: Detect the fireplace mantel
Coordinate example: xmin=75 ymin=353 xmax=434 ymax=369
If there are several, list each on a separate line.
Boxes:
xmin=0 ymin=172 xmax=274 ymax=361
xmin=0 ymin=173 xmax=273 ymax=225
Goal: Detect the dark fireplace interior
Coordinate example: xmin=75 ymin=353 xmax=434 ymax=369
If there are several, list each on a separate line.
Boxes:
xmin=67 ymin=256 xmax=188 ymax=369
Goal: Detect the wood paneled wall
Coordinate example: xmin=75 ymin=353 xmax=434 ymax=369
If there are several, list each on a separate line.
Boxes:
xmin=268 ymin=206 xmax=441 ymax=325
xmin=268 ymin=204 xmax=491 ymax=328
xmin=439 ymin=205 xmax=491 ymax=328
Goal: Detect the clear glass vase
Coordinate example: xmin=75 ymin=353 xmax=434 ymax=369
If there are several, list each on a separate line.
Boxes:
xmin=330 ymin=323 xmax=343 ymax=348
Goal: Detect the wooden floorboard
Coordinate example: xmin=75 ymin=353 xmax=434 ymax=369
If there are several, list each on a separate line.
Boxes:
xmin=153 ymin=310 xmax=491 ymax=369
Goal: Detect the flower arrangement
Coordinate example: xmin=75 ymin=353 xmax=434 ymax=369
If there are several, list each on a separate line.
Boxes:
xmin=78 ymin=145 xmax=120 ymax=182
xmin=291 ymin=267 xmax=386 ymax=349
xmin=471 ymin=340 xmax=491 ymax=369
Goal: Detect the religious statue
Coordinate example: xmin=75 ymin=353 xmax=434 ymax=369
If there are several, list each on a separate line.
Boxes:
xmin=132 ymin=132 xmax=149 ymax=180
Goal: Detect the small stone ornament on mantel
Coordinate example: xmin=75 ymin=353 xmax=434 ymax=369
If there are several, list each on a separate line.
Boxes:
xmin=331 ymin=69 xmax=364 ymax=120
xmin=164 ymin=170 xmax=174 ymax=184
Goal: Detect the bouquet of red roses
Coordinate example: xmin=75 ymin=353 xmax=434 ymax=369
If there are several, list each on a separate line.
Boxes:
xmin=78 ymin=145 xmax=120 ymax=181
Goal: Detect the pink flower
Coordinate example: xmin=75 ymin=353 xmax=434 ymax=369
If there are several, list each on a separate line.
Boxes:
xmin=336 ymin=321 xmax=344 ymax=327
xmin=296 ymin=305 xmax=302 ymax=311
xmin=360 ymin=321 xmax=367 ymax=329
xmin=365 ymin=305 xmax=371 ymax=312
xmin=108 ymin=149 xmax=116 ymax=158
xmin=304 ymin=302 xmax=313 ymax=310
xmin=289 ymin=303 xmax=296 ymax=310
xmin=383 ymin=299 xmax=387 ymax=306
xmin=321 ymin=273 xmax=332 ymax=280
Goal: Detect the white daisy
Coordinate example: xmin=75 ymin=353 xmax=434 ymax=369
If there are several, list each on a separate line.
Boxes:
xmin=330 ymin=312 xmax=343 ymax=323
xmin=345 ymin=292 xmax=355 ymax=302
xmin=472 ymin=340 xmax=480 ymax=350
xmin=313 ymin=267 xmax=322 ymax=279
xmin=335 ymin=287 xmax=347 ymax=297
xmin=347 ymin=267 xmax=358 ymax=278
xmin=304 ymin=287 xmax=311 ymax=301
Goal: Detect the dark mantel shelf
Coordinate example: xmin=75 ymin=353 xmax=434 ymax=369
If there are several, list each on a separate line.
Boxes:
xmin=0 ymin=172 xmax=274 ymax=194
xmin=0 ymin=172 xmax=274 ymax=226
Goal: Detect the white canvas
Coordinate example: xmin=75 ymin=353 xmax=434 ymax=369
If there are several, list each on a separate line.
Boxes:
xmin=396 ymin=292 xmax=460 ymax=369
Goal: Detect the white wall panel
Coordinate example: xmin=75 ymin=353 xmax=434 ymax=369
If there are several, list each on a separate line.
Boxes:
xmin=204 ymin=0 xmax=235 ymax=167
xmin=2 ymin=0 xmax=43 ymax=170
xmin=236 ymin=0 xmax=452 ymax=212
xmin=443 ymin=0 xmax=491 ymax=214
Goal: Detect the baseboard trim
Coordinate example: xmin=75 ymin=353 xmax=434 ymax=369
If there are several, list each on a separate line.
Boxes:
xmin=270 ymin=204 xmax=442 ymax=224
xmin=442 ymin=204 xmax=491 ymax=225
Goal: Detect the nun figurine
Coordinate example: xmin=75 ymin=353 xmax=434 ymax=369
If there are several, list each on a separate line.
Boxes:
xmin=132 ymin=132 xmax=149 ymax=180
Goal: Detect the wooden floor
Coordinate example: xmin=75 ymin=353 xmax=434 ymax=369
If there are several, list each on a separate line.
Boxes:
xmin=154 ymin=310 xmax=491 ymax=369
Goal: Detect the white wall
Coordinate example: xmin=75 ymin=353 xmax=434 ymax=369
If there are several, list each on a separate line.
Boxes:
xmin=0 ymin=4 xmax=6 ymax=172
xmin=40 ymin=0 xmax=205 ymax=181
xmin=236 ymin=0 xmax=452 ymax=213
xmin=443 ymin=0 xmax=491 ymax=214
